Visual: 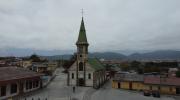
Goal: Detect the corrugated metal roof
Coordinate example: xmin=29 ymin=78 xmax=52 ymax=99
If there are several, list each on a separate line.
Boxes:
xmin=0 ymin=67 xmax=43 ymax=82
xmin=114 ymin=73 xmax=144 ymax=82
xmin=144 ymin=76 xmax=180 ymax=86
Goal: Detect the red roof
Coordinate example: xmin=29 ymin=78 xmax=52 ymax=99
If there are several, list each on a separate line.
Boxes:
xmin=0 ymin=67 xmax=43 ymax=82
xmin=144 ymin=76 xmax=180 ymax=86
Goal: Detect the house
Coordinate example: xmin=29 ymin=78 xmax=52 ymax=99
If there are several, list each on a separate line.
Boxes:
xmin=0 ymin=60 xmax=7 ymax=67
xmin=68 ymin=17 xmax=106 ymax=89
xmin=31 ymin=62 xmax=48 ymax=74
xmin=112 ymin=70 xmax=180 ymax=95
xmin=21 ymin=60 xmax=32 ymax=69
xmin=47 ymin=61 xmax=58 ymax=72
xmin=0 ymin=67 xmax=43 ymax=100
xmin=168 ymin=68 xmax=178 ymax=77
xmin=112 ymin=72 xmax=144 ymax=91
xmin=144 ymin=76 xmax=180 ymax=95
xmin=31 ymin=61 xmax=58 ymax=75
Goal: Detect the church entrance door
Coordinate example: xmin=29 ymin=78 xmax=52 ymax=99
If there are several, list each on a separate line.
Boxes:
xmin=78 ymin=78 xmax=85 ymax=86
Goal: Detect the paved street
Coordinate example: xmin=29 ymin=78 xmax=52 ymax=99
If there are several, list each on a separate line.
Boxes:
xmin=19 ymin=68 xmax=90 ymax=100
xmin=91 ymin=81 xmax=177 ymax=100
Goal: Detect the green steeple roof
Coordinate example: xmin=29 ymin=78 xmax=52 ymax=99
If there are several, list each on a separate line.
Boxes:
xmin=76 ymin=17 xmax=88 ymax=45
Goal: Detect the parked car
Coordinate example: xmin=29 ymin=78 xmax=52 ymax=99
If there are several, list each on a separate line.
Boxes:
xmin=143 ymin=90 xmax=151 ymax=96
xmin=152 ymin=90 xmax=160 ymax=98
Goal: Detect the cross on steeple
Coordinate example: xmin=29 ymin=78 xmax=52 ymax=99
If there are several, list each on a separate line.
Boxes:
xmin=81 ymin=9 xmax=84 ymax=17
xmin=76 ymin=9 xmax=89 ymax=46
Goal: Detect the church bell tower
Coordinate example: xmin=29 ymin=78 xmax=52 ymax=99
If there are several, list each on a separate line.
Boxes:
xmin=76 ymin=17 xmax=89 ymax=86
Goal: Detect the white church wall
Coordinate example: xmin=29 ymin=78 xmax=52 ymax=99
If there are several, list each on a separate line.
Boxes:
xmin=85 ymin=71 xmax=93 ymax=86
xmin=69 ymin=71 xmax=76 ymax=86
xmin=78 ymin=71 xmax=84 ymax=78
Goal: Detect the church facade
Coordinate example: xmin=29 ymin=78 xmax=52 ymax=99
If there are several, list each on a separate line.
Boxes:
xmin=68 ymin=17 xmax=106 ymax=88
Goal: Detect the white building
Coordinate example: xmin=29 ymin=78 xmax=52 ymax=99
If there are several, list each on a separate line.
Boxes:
xmin=68 ymin=17 xmax=106 ymax=89
xmin=0 ymin=67 xmax=42 ymax=99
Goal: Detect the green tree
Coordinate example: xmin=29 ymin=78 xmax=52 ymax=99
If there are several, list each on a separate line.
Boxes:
xmin=30 ymin=54 xmax=41 ymax=62
xmin=63 ymin=53 xmax=77 ymax=69
xmin=130 ymin=61 xmax=141 ymax=68
xmin=120 ymin=62 xmax=130 ymax=71
xmin=137 ymin=68 xmax=143 ymax=74
xmin=176 ymin=71 xmax=180 ymax=77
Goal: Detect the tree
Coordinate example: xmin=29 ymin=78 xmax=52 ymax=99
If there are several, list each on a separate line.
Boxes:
xmin=176 ymin=71 xmax=180 ymax=77
xmin=137 ymin=68 xmax=143 ymax=74
xmin=144 ymin=66 xmax=160 ymax=73
xmin=105 ymin=64 xmax=112 ymax=70
xmin=130 ymin=61 xmax=141 ymax=68
xmin=63 ymin=53 xmax=77 ymax=69
xmin=120 ymin=62 xmax=130 ymax=71
xmin=30 ymin=54 xmax=41 ymax=62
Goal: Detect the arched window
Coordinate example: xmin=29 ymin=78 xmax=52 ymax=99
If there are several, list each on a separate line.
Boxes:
xmin=79 ymin=62 xmax=83 ymax=71
xmin=78 ymin=47 xmax=83 ymax=53
xmin=85 ymin=47 xmax=88 ymax=53
xmin=72 ymin=73 xmax=74 ymax=79
xmin=88 ymin=73 xmax=91 ymax=79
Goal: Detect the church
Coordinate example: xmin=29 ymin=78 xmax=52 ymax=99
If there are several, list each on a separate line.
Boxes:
xmin=67 ymin=17 xmax=106 ymax=89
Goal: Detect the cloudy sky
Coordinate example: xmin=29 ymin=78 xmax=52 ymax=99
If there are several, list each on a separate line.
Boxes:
xmin=0 ymin=0 xmax=180 ymax=53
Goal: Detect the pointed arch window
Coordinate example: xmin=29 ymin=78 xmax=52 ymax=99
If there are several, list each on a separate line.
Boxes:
xmin=78 ymin=46 xmax=83 ymax=53
xmin=72 ymin=73 xmax=74 ymax=79
xmin=79 ymin=62 xmax=83 ymax=71
xmin=88 ymin=73 xmax=91 ymax=79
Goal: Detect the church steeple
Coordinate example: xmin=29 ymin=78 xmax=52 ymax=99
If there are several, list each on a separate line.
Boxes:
xmin=76 ymin=17 xmax=89 ymax=45
xmin=75 ymin=14 xmax=89 ymax=86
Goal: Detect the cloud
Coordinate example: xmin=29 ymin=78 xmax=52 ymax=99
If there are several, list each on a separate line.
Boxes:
xmin=0 ymin=0 xmax=179 ymax=52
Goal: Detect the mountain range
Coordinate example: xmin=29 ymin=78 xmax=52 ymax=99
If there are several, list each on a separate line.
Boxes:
xmin=0 ymin=48 xmax=180 ymax=60
xmin=44 ymin=50 xmax=180 ymax=61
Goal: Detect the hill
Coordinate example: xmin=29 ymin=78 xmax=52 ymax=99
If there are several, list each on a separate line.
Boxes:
xmin=128 ymin=50 xmax=180 ymax=60
xmin=44 ymin=50 xmax=180 ymax=60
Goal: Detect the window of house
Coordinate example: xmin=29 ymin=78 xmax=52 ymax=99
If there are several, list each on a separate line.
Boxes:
xmin=35 ymin=80 xmax=39 ymax=87
xmin=29 ymin=81 xmax=32 ymax=89
xmin=10 ymin=83 xmax=17 ymax=94
xmin=0 ymin=85 xmax=6 ymax=96
xmin=33 ymin=81 xmax=36 ymax=88
xmin=158 ymin=86 xmax=161 ymax=90
xmin=26 ymin=80 xmax=35 ymax=90
xmin=26 ymin=81 xmax=29 ymax=90
xmin=150 ymin=86 xmax=152 ymax=90
xmin=88 ymin=73 xmax=91 ymax=79
xmin=72 ymin=73 xmax=74 ymax=79
xmin=79 ymin=62 xmax=83 ymax=71
xmin=33 ymin=80 xmax=39 ymax=88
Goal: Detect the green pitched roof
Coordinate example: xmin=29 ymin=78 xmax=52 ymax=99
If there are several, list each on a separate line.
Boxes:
xmin=76 ymin=17 xmax=88 ymax=45
xmin=88 ymin=58 xmax=105 ymax=71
